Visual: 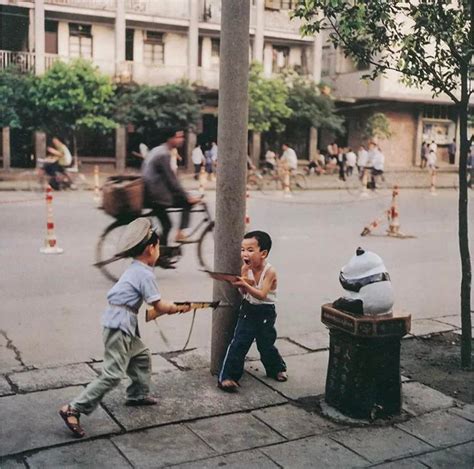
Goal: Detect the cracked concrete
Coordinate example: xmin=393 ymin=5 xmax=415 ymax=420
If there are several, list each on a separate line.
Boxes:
xmin=0 ymin=331 xmax=25 ymax=373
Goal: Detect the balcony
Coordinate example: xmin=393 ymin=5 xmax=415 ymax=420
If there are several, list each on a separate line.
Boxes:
xmin=44 ymin=0 xmax=116 ymax=10
xmin=0 ymin=51 xmax=35 ymax=73
xmin=125 ymin=0 xmax=189 ymax=20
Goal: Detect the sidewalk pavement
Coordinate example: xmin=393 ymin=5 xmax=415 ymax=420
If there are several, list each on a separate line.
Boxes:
xmin=0 ymin=166 xmax=461 ymax=192
xmin=1 ymin=316 xmax=472 ymax=468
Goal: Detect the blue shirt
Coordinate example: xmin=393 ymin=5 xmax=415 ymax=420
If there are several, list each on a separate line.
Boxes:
xmin=101 ymin=260 xmax=161 ymax=336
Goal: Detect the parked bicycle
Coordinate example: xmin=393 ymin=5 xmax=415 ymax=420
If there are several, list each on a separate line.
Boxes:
xmin=261 ymin=167 xmax=307 ymax=191
xmin=96 ymin=200 xmax=215 ymax=282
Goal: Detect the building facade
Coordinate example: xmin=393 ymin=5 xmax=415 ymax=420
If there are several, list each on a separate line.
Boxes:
xmin=0 ymin=0 xmax=322 ymax=168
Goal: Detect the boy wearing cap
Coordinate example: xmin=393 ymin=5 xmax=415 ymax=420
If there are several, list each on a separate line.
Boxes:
xmin=59 ymin=218 xmax=190 ymax=438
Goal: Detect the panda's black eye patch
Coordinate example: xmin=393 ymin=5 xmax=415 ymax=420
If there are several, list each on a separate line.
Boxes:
xmin=339 ymin=272 xmax=391 ymax=293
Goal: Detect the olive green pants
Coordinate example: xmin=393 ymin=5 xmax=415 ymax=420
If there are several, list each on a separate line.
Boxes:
xmin=71 ymin=327 xmax=151 ymax=415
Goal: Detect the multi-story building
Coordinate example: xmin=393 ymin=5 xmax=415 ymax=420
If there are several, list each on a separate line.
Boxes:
xmin=0 ymin=0 xmax=322 ymax=168
xmin=319 ymin=38 xmax=471 ymax=168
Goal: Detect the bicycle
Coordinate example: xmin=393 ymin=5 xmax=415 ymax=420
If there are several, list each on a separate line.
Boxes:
xmin=261 ymin=167 xmax=307 ymax=191
xmin=246 ymin=169 xmax=264 ymax=191
xmin=96 ymin=201 xmax=215 ymax=282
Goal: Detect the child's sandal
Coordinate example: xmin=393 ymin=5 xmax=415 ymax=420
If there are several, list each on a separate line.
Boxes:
xmin=217 ymin=379 xmax=239 ymax=393
xmin=275 ymin=371 xmax=288 ymax=382
xmin=59 ymin=405 xmax=85 ymax=438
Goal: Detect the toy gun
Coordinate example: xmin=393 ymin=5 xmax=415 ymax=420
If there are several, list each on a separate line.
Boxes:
xmin=145 ymin=301 xmax=220 ymax=322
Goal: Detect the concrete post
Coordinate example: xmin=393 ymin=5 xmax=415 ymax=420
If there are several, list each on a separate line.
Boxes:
xmin=188 ymin=0 xmax=199 ymax=82
xmin=115 ymin=0 xmax=126 ymax=77
xmin=116 ymin=125 xmax=127 ymax=172
xmin=2 ymin=127 xmax=11 ymax=170
xmin=35 ymin=131 xmax=46 ymax=163
xmin=312 ymin=34 xmax=322 ymax=83
xmin=253 ymin=0 xmax=264 ymax=63
xmin=309 ymin=127 xmax=318 ymax=161
xmin=34 ymin=0 xmax=45 ymax=75
xmin=185 ymin=130 xmax=197 ymax=171
xmin=250 ymin=131 xmax=261 ymax=166
xmin=211 ymin=0 xmax=250 ymax=375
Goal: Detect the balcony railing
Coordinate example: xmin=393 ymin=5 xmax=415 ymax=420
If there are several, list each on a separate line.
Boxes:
xmin=45 ymin=0 xmax=116 ymax=10
xmin=0 ymin=51 xmax=35 ymax=73
xmin=125 ymin=0 xmax=189 ymax=19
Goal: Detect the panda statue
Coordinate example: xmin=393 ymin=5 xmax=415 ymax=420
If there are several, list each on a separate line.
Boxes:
xmin=333 ymin=247 xmax=394 ymax=316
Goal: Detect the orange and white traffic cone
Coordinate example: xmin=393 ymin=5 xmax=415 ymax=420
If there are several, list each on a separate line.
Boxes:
xmin=93 ymin=165 xmax=101 ymax=204
xmin=40 ymin=185 xmax=63 ymax=254
xmin=361 ymin=215 xmax=384 ymax=236
xmin=430 ymin=168 xmax=437 ymax=195
xmin=245 ymin=191 xmax=250 ymax=228
xmin=283 ymin=168 xmax=291 ymax=197
xmin=198 ymin=166 xmax=206 ymax=196
xmin=387 ymin=185 xmax=401 ymax=236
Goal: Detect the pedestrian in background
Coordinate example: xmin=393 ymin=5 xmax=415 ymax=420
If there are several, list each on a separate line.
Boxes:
xmin=421 ymin=141 xmax=428 ymax=169
xmin=345 ymin=147 xmax=357 ymax=177
xmin=357 ymin=145 xmax=368 ymax=177
xmin=337 ymin=147 xmax=346 ymax=181
xmin=280 ymin=143 xmax=298 ymax=173
xmin=191 ymin=143 xmax=204 ymax=180
xmin=371 ymin=145 xmax=385 ymax=190
xmin=448 ymin=138 xmax=456 ymax=165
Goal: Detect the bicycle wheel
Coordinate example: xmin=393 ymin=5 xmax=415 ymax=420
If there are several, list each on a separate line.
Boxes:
xmin=247 ymin=175 xmax=263 ymax=191
xmin=197 ymin=221 xmax=215 ymax=271
xmin=96 ymin=220 xmax=130 ymax=282
xmin=292 ymin=173 xmax=307 ymax=190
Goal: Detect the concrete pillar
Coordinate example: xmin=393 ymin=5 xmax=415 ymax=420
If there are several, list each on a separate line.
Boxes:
xmin=185 ymin=130 xmax=197 ymax=171
xmin=201 ymin=37 xmax=212 ymax=70
xmin=250 ymin=131 xmax=261 ymax=166
xmin=116 ymin=126 xmax=127 ymax=172
xmin=312 ymin=34 xmax=322 ymax=83
xmin=309 ymin=127 xmax=318 ymax=161
xmin=188 ymin=0 xmax=199 ymax=82
xmin=115 ymin=0 xmax=126 ymax=76
xmin=253 ymin=0 xmax=264 ymax=63
xmin=263 ymin=43 xmax=273 ymax=77
xmin=211 ymin=0 xmax=250 ymax=375
xmin=2 ymin=127 xmax=11 ymax=170
xmin=34 ymin=0 xmax=45 ymax=75
xmin=35 ymin=131 xmax=46 ymax=163
xmin=414 ymin=110 xmax=423 ymax=167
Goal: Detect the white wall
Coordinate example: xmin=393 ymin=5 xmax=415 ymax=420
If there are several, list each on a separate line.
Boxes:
xmin=91 ymin=23 xmax=115 ymax=74
xmin=164 ymin=32 xmax=187 ymax=67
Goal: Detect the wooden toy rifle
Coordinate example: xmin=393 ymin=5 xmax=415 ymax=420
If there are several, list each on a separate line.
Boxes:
xmin=146 ymin=301 xmax=220 ymax=322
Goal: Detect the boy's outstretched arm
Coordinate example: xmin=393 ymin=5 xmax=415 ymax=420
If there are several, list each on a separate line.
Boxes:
xmin=233 ymin=267 xmax=276 ymax=301
xmin=147 ymin=299 xmax=191 ymax=321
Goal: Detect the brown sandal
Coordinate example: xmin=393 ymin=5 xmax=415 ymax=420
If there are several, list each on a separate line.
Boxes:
xmin=275 ymin=371 xmax=288 ymax=382
xmin=59 ymin=405 xmax=85 ymax=438
xmin=217 ymin=379 xmax=239 ymax=393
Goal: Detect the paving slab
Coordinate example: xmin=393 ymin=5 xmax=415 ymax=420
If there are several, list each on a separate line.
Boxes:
xmin=0 ymin=376 xmax=13 ymax=396
xmin=25 ymin=439 xmax=131 ymax=468
xmin=252 ymin=403 xmax=340 ymax=439
xmin=397 ymin=410 xmax=474 ymax=447
xmin=453 ymin=327 xmax=474 ymax=337
xmin=171 ymin=449 xmax=279 ymax=469
xmin=91 ymin=354 xmax=178 ymax=375
xmin=433 ymin=315 xmax=464 ymax=328
xmin=402 ymin=381 xmax=457 ymax=416
xmin=0 ymin=335 xmax=21 ymax=374
xmin=246 ymin=351 xmax=328 ymax=400
xmin=372 ymin=459 xmax=426 ymax=468
xmin=102 ymin=369 xmax=286 ymax=431
xmin=288 ymin=331 xmax=330 ymax=350
xmin=409 ymin=319 xmax=456 ymax=336
xmin=416 ymin=441 xmax=474 ymax=468
xmin=168 ymin=348 xmax=210 ymax=370
xmin=186 ymin=413 xmax=284 ymax=453
xmin=8 ymin=364 xmax=97 ymax=393
xmin=330 ymin=426 xmax=432 ymax=464
xmin=0 ymin=459 xmax=26 ymax=469
xmin=112 ymin=424 xmax=216 ymax=468
xmin=449 ymin=404 xmax=474 ymax=422
xmin=246 ymin=339 xmax=308 ymax=361
xmin=0 ymin=386 xmax=121 ymax=457
xmin=261 ymin=435 xmax=368 ymax=468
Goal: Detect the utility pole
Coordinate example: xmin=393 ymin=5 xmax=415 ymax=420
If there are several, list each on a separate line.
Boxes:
xmin=210 ymin=0 xmax=250 ymax=375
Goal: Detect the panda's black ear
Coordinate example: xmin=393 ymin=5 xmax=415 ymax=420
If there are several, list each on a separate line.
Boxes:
xmin=356 ymin=247 xmax=365 ymax=256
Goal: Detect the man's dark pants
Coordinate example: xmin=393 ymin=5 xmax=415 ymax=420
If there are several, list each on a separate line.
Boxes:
xmin=151 ymin=195 xmax=192 ymax=246
xmin=219 ymin=301 xmax=286 ymax=383
xmin=194 ymin=164 xmax=201 ymax=180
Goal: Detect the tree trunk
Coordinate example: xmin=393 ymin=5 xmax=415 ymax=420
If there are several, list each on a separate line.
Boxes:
xmin=458 ymin=65 xmax=472 ymax=368
xmin=72 ymin=133 xmax=79 ymax=169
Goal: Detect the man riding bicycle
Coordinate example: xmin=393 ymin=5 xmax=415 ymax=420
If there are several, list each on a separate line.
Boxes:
xmin=142 ymin=129 xmax=200 ymax=266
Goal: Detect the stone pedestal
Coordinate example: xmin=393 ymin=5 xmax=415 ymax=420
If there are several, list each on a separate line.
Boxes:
xmin=321 ymin=304 xmax=411 ymax=420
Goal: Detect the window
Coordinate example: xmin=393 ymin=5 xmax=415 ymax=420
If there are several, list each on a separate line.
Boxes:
xmin=272 ymin=45 xmax=289 ymax=73
xmin=126 ymin=28 xmax=134 ymax=61
xmin=265 ymin=0 xmax=296 ymax=10
xmin=143 ymin=31 xmax=164 ymax=65
xmin=45 ymin=20 xmax=58 ymax=54
xmin=211 ymin=38 xmax=220 ymax=67
xmin=321 ymin=45 xmax=335 ymax=76
xmin=69 ymin=23 xmax=92 ymax=59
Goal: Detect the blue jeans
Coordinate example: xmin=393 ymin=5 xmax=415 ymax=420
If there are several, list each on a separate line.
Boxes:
xmin=219 ymin=300 xmax=286 ymax=383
